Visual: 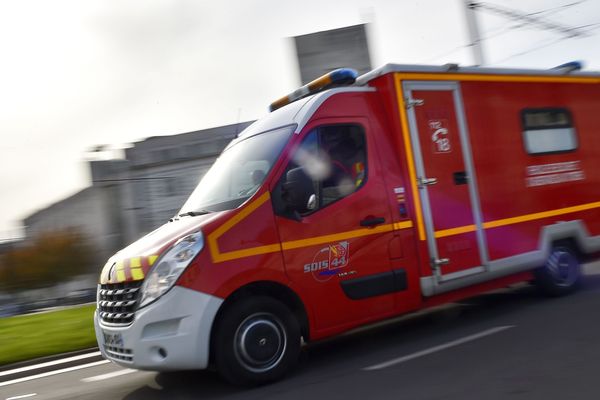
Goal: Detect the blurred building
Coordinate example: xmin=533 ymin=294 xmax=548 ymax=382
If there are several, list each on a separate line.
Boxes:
xmin=21 ymin=22 xmax=373 ymax=283
xmin=23 ymin=121 xmax=253 ymax=264
xmin=294 ymin=24 xmax=372 ymax=84
xmin=97 ymin=121 xmax=253 ymax=245
xmin=23 ymin=186 xmax=120 ymax=261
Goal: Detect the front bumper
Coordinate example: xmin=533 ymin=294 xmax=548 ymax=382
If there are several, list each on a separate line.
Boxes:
xmin=94 ymin=285 xmax=223 ymax=371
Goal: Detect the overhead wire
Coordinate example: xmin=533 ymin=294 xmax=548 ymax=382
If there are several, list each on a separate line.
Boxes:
xmin=472 ymin=1 xmax=588 ymax=38
xmin=419 ymin=44 xmax=470 ymax=64
xmin=494 ymin=37 xmax=569 ymax=64
xmin=524 ymin=0 xmax=588 ymax=17
xmin=496 ymin=21 xmax=600 ymax=64
xmin=495 ymin=22 xmax=600 ymax=64
xmin=418 ymin=1 xmax=595 ymax=65
xmin=475 ymin=1 xmax=595 ymax=64
xmin=479 ymin=0 xmax=589 ymax=40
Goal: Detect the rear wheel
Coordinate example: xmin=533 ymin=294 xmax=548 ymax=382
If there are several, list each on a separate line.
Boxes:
xmin=535 ymin=245 xmax=581 ymax=296
xmin=214 ymin=296 xmax=301 ymax=386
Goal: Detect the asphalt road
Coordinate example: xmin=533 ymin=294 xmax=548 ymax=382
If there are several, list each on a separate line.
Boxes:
xmin=3 ymin=265 xmax=600 ymax=400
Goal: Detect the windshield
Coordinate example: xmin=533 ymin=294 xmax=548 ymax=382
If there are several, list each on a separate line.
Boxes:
xmin=179 ymin=125 xmax=294 ymax=214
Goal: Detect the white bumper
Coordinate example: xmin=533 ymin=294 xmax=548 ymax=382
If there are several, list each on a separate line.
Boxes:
xmin=94 ymin=285 xmax=223 ymax=371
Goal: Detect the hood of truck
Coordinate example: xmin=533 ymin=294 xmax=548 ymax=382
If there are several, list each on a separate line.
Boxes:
xmin=99 ymin=212 xmax=223 ymax=285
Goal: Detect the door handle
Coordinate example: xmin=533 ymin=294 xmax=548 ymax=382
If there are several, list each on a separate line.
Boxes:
xmin=360 ymin=217 xmax=386 ymax=227
xmin=453 ymin=171 xmax=468 ymax=185
xmin=417 ymin=177 xmax=438 ymax=188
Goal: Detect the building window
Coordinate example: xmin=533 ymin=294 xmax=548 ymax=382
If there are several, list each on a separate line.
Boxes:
xmin=522 ymin=108 xmax=577 ymax=155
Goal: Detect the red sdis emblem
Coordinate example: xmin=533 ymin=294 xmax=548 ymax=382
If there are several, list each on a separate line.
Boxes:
xmin=329 ymin=242 xmax=348 ymax=269
xmin=303 ymin=241 xmax=350 ymax=282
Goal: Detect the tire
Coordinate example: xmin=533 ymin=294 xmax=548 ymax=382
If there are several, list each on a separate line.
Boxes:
xmin=534 ymin=245 xmax=581 ymax=296
xmin=213 ymin=296 xmax=301 ymax=386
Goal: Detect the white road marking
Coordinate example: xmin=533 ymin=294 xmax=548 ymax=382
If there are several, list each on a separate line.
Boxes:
xmin=6 ymin=394 xmax=37 ymax=400
xmin=0 ymin=351 xmax=102 ymax=378
xmin=0 ymin=360 xmax=109 ymax=387
xmin=81 ymin=368 xmax=137 ymax=383
xmin=363 ymin=325 xmax=515 ymax=371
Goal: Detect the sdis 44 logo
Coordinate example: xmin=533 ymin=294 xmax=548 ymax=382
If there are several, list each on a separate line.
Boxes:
xmin=303 ymin=241 xmax=350 ymax=282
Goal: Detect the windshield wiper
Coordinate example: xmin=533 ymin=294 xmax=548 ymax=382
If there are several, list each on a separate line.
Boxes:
xmin=178 ymin=210 xmax=211 ymax=217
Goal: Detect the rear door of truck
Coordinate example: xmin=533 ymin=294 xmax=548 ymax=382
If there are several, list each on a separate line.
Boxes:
xmin=401 ymin=81 xmax=488 ymax=290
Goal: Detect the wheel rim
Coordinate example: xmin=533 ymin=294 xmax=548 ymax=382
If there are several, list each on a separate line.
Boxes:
xmin=546 ymin=248 xmax=579 ymax=287
xmin=234 ymin=313 xmax=287 ymax=373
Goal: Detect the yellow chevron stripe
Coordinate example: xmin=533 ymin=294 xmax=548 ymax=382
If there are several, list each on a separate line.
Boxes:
xmin=208 ymin=192 xmax=273 ymax=263
xmin=115 ymin=261 xmax=126 ymax=282
xmin=129 ymin=257 xmax=144 ymax=280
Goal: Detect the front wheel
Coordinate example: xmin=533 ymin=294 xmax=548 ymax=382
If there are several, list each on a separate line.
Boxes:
xmin=535 ymin=246 xmax=581 ymax=296
xmin=213 ymin=296 xmax=301 ymax=386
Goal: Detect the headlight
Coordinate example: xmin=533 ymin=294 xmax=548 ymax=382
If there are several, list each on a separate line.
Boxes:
xmin=139 ymin=231 xmax=204 ymax=308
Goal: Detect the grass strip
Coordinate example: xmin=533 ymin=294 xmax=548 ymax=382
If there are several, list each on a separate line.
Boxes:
xmin=0 ymin=304 xmax=97 ymax=366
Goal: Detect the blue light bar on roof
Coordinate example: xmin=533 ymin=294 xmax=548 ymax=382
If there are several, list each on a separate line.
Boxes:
xmin=269 ymin=68 xmax=358 ymax=112
xmin=552 ymin=61 xmax=583 ymax=73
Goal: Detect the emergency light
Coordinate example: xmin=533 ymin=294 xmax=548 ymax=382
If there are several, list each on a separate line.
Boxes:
xmin=552 ymin=61 xmax=583 ymax=73
xmin=269 ymin=68 xmax=358 ymax=112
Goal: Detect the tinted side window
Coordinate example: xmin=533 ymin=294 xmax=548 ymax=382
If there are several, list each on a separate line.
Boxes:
xmin=274 ymin=124 xmax=367 ymax=217
xmin=522 ymin=108 xmax=577 ymax=155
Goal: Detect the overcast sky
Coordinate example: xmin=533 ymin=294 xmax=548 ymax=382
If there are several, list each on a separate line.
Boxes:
xmin=1 ymin=0 xmax=599 ymax=241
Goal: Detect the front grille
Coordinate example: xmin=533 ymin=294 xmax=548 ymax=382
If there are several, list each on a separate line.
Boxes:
xmin=104 ymin=345 xmax=134 ymax=363
xmin=98 ymin=281 xmax=142 ymax=325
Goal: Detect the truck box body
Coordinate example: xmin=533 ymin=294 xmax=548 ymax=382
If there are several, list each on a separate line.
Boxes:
xmin=95 ymin=64 xmax=600 ymax=384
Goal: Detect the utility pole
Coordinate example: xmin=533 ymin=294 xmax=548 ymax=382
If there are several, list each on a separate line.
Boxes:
xmin=464 ymin=0 xmax=486 ymax=66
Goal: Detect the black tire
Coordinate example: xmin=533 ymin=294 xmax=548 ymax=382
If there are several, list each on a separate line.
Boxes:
xmin=213 ymin=296 xmax=301 ymax=386
xmin=534 ymin=245 xmax=581 ymax=296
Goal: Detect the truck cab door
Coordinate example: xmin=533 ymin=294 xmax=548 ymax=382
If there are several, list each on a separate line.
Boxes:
xmin=272 ymin=118 xmax=400 ymax=335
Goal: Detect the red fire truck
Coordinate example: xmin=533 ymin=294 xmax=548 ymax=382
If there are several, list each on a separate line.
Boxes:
xmin=95 ymin=63 xmax=600 ymax=385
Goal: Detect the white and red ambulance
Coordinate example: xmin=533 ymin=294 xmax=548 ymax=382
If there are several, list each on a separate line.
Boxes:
xmin=95 ymin=63 xmax=600 ymax=385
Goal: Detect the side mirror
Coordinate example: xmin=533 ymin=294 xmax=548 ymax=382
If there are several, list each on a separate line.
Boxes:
xmin=282 ymin=167 xmax=315 ymax=215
